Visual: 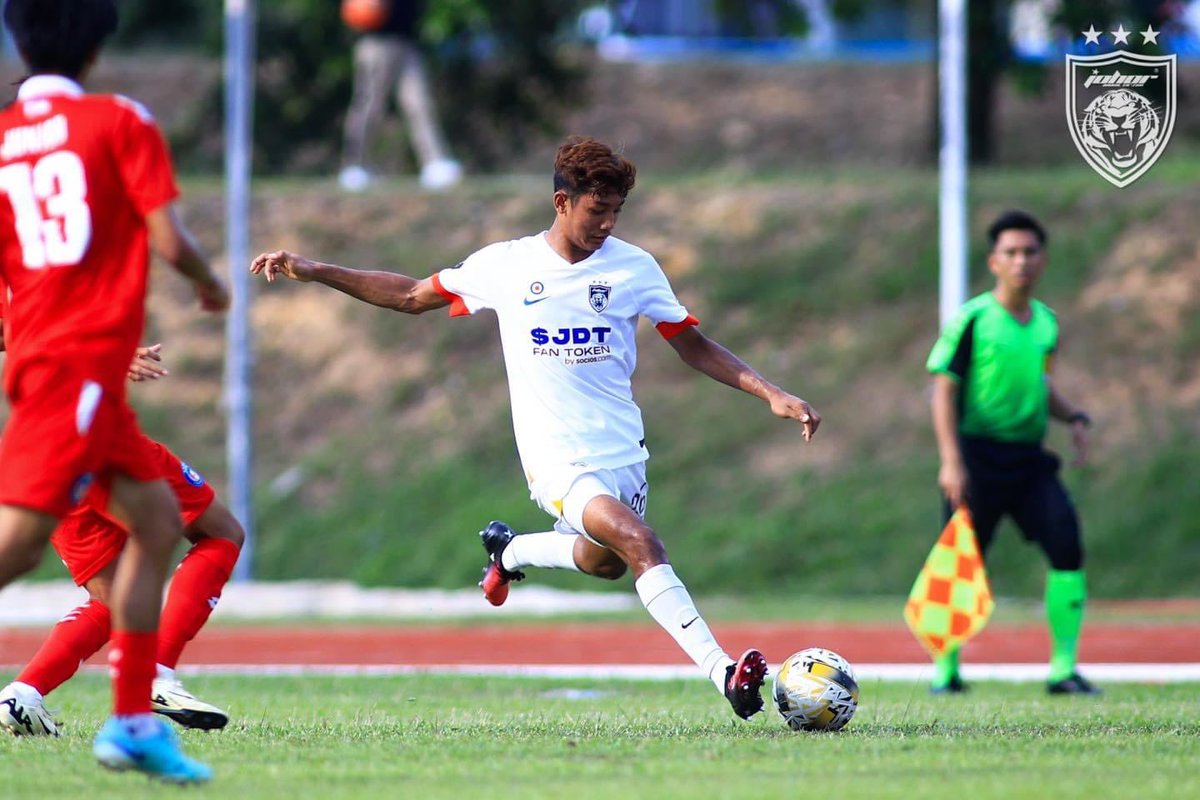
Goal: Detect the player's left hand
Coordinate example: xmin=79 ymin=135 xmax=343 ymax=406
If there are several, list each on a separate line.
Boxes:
xmin=128 ymin=343 xmax=169 ymax=382
xmin=769 ymin=392 xmax=821 ymax=442
xmin=1069 ymin=419 xmax=1090 ymax=467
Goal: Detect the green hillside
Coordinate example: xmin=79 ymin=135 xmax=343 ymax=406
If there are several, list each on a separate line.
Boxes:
xmin=23 ymin=157 xmax=1200 ymax=598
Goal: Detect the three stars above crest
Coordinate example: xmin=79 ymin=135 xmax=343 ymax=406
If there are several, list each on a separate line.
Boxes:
xmin=1081 ymin=24 xmax=1160 ymax=46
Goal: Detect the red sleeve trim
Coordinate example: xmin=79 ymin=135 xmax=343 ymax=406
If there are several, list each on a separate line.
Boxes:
xmin=431 ymin=273 xmax=470 ymax=317
xmin=656 ymin=314 xmax=700 ymax=340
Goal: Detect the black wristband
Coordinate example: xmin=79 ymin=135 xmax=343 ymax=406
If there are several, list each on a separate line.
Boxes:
xmin=1068 ymin=411 xmax=1091 ymax=427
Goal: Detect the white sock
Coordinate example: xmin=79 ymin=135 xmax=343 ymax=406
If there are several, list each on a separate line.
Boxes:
xmin=155 ymin=664 xmax=176 ymax=682
xmin=502 ymin=531 xmax=581 ymax=572
xmin=9 ymin=681 xmax=43 ymax=703
xmin=635 ymin=564 xmax=731 ymax=693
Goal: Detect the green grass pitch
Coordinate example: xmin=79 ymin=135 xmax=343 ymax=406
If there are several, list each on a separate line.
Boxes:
xmin=2 ymin=673 xmax=1197 ymax=799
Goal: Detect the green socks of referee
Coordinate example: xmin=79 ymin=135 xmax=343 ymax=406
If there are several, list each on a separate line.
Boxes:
xmin=1046 ymin=569 xmax=1087 ymax=683
xmin=932 ymin=569 xmax=1087 ymax=693
xmin=931 ymin=647 xmax=962 ymax=692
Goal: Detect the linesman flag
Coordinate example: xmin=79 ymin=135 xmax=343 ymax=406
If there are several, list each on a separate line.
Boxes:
xmin=903 ymin=506 xmax=995 ymax=657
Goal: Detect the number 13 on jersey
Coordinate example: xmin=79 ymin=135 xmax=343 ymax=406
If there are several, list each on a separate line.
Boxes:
xmin=0 ymin=150 xmax=93 ymax=269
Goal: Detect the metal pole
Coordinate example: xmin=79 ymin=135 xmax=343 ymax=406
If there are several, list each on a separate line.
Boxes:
xmin=938 ymin=0 xmax=968 ymax=329
xmin=224 ymin=0 xmax=256 ymax=580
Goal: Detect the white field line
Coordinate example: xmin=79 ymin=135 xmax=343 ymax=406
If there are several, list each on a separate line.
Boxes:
xmin=9 ymin=662 xmax=1199 ymax=683
xmin=0 ymin=581 xmax=637 ymax=625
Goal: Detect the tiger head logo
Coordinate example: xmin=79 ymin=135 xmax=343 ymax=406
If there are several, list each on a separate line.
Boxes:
xmin=1079 ymin=89 xmax=1162 ymax=171
xmin=1066 ymin=50 xmax=1176 ymax=188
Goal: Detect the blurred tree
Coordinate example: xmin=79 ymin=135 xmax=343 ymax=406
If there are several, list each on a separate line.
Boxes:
xmin=422 ymin=0 xmax=587 ymax=171
xmin=802 ymin=0 xmax=1170 ymax=163
xmin=968 ymin=0 xmax=1168 ymax=164
xmin=112 ymin=0 xmax=217 ymax=48
xmin=136 ymin=0 xmax=588 ymax=173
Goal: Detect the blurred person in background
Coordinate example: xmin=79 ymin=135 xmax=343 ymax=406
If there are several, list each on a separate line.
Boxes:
xmin=926 ymin=210 xmax=1097 ymax=697
xmin=338 ymin=0 xmax=462 ymax=192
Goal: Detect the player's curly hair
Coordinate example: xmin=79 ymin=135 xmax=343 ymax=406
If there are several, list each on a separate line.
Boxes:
xmin=4 ymin=0 xmax=118 ymax=79
xmin=553 ymin=137 xmax=637 ymax=200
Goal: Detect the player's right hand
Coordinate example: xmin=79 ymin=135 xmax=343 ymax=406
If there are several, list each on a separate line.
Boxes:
xmin=937 ymin=459 xmax=968 ymax=508
xmin=195 ymin=275 xmax=231 ymax=312
xmin=251 ymin=250 xmax=315 ymax=283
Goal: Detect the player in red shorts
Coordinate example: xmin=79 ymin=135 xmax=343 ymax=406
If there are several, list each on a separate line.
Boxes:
xmin=0 ymin=343 xmax=243 ymax=735
xmin=0 ymin=357 xmax=243 ymax=735
xmin=0 ymin=0 xmax=227 ymax=783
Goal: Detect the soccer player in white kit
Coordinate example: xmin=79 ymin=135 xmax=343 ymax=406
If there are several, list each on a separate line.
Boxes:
xmin=251 ymin=137 xmax=821 ymax=719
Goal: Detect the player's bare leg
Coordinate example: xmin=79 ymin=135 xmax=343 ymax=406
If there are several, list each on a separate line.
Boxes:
xmin=0 ymin=507 xmax=56 ymax=585
xmin=581 ymin=496 xmax=767 ymax=719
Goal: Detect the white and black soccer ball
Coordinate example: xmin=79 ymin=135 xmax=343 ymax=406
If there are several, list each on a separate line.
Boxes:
xmin=772 ymin=647 xmax=860 ymax=732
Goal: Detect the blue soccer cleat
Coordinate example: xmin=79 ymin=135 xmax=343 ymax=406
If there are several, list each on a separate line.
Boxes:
xmin=93 ymin=716 xmax=212 ymax=784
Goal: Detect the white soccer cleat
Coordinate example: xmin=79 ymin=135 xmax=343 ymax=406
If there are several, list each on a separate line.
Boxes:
xmin=0 ymin=682 xmax=59 ymax=736
xmin=151 ymin=677 xmax=229 ymax=731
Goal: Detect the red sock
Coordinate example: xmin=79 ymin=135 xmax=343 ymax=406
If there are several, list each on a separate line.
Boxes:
xmin=16 ymin=599 xmax=111 ymax=696
xmin=157 ymin=537 xmax=240 ymax=669
xmin=109 ymin=630 xmax=157 ymax=715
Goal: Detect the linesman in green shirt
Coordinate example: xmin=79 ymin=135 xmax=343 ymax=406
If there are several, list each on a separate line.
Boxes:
xmin=926 ymin=210 xmax=1097 ymax=695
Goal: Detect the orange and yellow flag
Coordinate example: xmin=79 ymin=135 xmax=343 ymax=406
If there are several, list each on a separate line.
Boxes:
xmin=903 ymin=507 xmax=995 ymax=658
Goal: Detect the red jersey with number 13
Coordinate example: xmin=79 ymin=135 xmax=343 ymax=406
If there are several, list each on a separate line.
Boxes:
xmin=0 ymin=75 xmax=179 ymax=397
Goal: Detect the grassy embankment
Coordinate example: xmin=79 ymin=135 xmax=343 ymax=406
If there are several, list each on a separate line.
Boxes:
xmin=25 ymin=157 xmax=1200 ymax=599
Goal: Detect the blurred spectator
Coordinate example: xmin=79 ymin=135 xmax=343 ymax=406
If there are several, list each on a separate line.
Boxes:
xmin=339 ymin=0 xmax=461 ymax=192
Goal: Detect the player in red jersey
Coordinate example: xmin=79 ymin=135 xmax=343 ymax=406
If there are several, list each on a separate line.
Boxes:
xmin=0 ymin=0 xmax=227 ymax=783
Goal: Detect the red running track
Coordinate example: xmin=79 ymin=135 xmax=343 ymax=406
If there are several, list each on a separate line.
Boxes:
xmin=3 ymin=622 xmax=1199 ymax=667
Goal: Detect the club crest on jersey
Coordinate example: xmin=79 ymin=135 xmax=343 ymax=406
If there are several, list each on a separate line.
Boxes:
xmin=69 ymin=473 xmax=94 ymax=505
xmin=181 ymin=462 xmax=206 ymax=487
xmin=588 ymin=284 xmax=610 ymax=313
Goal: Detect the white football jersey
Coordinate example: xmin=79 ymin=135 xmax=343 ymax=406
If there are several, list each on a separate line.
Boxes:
xmin=435 ymin=232 xmax=696 ymax=480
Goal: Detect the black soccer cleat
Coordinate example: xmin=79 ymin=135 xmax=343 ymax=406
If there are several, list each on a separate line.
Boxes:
xmin=478 ymin=520 xmax=524 ymax=606
xmin=1047 ymin=672 xmax=1101 ymax=696
xmin=930 ymin=674 xmax=969 ymax=695
xmin=724 ymin=648 xmax=769 ymax=719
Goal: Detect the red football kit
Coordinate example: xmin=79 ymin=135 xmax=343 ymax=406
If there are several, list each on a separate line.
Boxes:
xmin=0 ymin=76 xmax=179 ymax=516
xmin=53 ymin=434 xmax=216 ymax=586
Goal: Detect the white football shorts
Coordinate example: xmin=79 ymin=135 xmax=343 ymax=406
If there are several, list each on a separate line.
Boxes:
xmin=528 ymin=462 xmax=649 ymax=545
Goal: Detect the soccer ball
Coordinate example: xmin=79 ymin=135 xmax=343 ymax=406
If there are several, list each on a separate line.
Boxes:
xmin=772 ymin=647 xmax=860 ymax=732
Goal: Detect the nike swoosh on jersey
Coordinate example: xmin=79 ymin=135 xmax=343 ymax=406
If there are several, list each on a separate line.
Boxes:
xmin=523 ymin=296 xmax=550 ymax=305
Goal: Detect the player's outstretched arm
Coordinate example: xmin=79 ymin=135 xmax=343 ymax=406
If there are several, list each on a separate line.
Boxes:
xmin=250 ymin=250 xmax=449 ymax=314
xmin=146 ymin=205 xmax=230 ymax=313
xmin=667 ymin=326 xmax=820 ymax=441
